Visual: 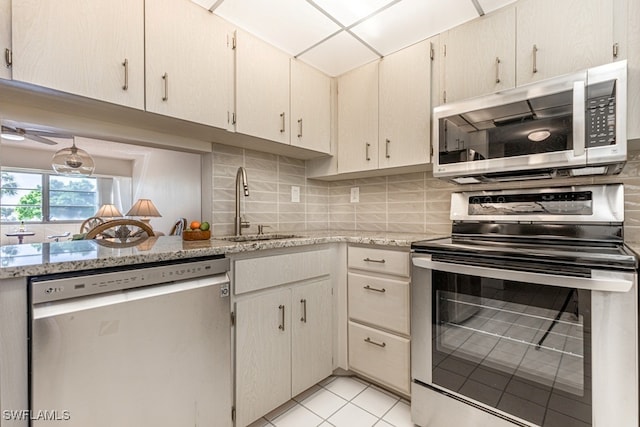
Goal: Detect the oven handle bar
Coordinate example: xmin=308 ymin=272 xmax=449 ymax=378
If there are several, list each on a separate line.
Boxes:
xmin=412 ymin=255 xmax=634 ymax=293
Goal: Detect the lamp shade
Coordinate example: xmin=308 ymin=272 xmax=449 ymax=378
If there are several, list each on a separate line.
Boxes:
xmin=51 ymin=140 xmax=95 ymax=176
xmin=126 ymin=199 xmax=162 ymax=218
xmin=95 ymin=204 xmax=123 ymax=218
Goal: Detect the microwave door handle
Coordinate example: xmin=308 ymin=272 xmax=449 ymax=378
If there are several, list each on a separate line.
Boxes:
xmin=573 ymin=80 xmax=586 ymax=158
xmin=411 ymin=256 xmax=633 ymax=293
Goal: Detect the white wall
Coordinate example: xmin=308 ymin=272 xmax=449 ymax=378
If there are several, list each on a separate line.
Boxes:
xmin=130 ymin=148 xmax=202 ymax=234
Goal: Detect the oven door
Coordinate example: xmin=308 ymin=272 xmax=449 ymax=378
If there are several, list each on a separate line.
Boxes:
xmin=411 ymin=254 xmax=638 ymax=427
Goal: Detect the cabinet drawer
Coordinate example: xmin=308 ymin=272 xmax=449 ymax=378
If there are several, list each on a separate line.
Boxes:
xmin=348 ymin=321 xmax=410 ymax=395
xmin=234 ymin=249 xmax=331 ymax=295
xmin=348 ymin=246 xmax=409 ymax=277
xmin=348 ymin=272 xmax=409 ymax=335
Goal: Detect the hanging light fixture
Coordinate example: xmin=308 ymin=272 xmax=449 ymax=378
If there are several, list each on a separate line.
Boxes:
xmin=51 ymin=139 xmax=95 ymax=176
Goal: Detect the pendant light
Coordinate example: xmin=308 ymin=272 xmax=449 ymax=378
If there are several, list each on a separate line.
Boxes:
xmin=51 ymin=139 xmax=95 ymax=176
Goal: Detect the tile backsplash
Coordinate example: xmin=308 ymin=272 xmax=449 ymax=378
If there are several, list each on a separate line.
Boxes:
xmin=208 ymin=144 xmax=640 ymax=241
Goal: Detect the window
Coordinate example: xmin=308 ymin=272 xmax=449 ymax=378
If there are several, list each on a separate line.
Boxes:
xmin=1 ymin=170 xmax=98 ymax=223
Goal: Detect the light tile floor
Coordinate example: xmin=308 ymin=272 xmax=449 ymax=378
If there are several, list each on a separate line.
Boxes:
xmin=247 ymin=375 xmax=414 ymax=427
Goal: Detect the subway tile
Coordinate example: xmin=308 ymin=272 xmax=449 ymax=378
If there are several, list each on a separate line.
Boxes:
xmin=387 ymin=201 xmax=424 ymax=213
xmin=330 ymin=213 xmax=356 ymax=223
xmin=213 ymin=152 xmax=243 ymax=166
xmin=330 ymin=222 xmax=356 ymax=231
xmin=388 ymin=172 xmax=426 ymax=183
xmin=355 ymin=222 xmax=387 ymax=231
xmin=330 ymin=204 xmax=355 ymax=214
xmin=355 ymin=176 xmax=387 ymax=186
xmin=388 ymin=191 xmax=424 ymax=203
xmin=387 ymin=181 xmax=425 ymax=193
xmin=356 ymin=202 xmax=386 ymax=213
xmin=388 ymin=212 xmax=425 ymax=224
xmin=387 ymin=222 xmax=426 ymax=233
xmin=213 ymin=143 xmax=243 ymax=156
xmin=279 ymin=163 xmax=306 ymax=177
xmin=279 ymin=156 xmax=305 ymax=168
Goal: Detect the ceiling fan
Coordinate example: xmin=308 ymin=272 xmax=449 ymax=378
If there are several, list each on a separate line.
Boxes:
xmin=0 ymin=125 xmax=72 ymax=145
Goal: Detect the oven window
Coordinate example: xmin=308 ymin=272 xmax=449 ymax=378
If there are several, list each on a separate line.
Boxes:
xmin=432 ymin=271 xmax=591 ymax=427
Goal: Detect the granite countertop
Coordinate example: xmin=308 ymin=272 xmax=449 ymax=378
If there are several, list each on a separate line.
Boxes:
xmin=0 ymin=231 xmax=441 ymax=279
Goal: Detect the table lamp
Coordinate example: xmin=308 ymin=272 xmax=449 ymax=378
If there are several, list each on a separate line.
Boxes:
xmin=126 ymin=199 xmax=162 ymax=227
xmin=95 ymin=204 xmax=123 ymax=220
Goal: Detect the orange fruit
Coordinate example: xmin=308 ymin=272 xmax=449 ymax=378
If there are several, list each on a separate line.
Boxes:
xmin=190 ymin=220 xmax=201 ymax=230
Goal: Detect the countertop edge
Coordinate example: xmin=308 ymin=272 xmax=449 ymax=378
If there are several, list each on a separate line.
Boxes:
xmin=0 ymin=232 xmax=436 ymax=279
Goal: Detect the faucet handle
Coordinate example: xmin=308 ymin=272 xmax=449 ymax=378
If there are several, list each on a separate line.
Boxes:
xmin=257 ymin=224 xmax=272 ymax=235
xmin=241 ymin=219 xmax=250 ymax=229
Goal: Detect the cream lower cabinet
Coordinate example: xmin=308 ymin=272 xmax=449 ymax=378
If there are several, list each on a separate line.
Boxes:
xmin=11 ymin=0 xmax=144 ymax=110
xmin=347 ymin=245 xmax=411 ymax=396
xmin=233 ymin=248 xmax=332 ymax=427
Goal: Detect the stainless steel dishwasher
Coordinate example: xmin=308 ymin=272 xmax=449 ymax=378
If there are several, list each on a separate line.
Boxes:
xmin=28 ymin=255 xmax=231 ymax=427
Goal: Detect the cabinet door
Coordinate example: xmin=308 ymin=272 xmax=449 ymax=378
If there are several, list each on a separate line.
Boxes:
xmin=442 ymin=7 xmax=516 ymax=103
xmin=235 ymin=30 xmax=290 ymax=144
xmin=0 ymin=0 xmax=10 ymax=80
xmin=145 ymin=0 xmax=231 ymax=129
xmin=337 ymin=61 xmax=379 ymax=174
xmin=12 ymin=0 xmax=144 ymax=110
xmin=291 ymin=278 xmax=333 ymax=396
xmin=379 ymin=39 xmax=432 ymax=169
xmin=516 ymin=0 xmax=614 ymax=85
xmin=290 ymin=59 xmax=331 ymax=154
xmin=235 ymin=288 xmax=291 ymax=427
xmin=628 ymin=0 xmax=640 ymax=141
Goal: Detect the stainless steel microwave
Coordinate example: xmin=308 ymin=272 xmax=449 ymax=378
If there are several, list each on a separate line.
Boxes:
xmin=433 ymin=61 xmax=627 ymax=184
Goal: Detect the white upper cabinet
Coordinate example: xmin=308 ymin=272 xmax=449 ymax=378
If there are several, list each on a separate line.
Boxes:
xmin=378 ymin=38 xmax=433 ymax=169
xmin=627 ymin=0 xmax=640 ymax=141
xmin=145 ymin=0 xmax=231 ymax=129
xmin=441 ymin=7 xmax=516 ymax=103
xmin=11 ymin=0 xmax=144 ymax=110
xmin=290 ymin=59 xmax=331 ymax=154
xmin=516 ymin=0 xmax=615 ymax=85
xmin=337 ymin=61 xmax=379 ymax=174
xmin=0 ymin=0 xmax=10 ymax=80
xmin=235 ymin=30 xmax=290 ymax=144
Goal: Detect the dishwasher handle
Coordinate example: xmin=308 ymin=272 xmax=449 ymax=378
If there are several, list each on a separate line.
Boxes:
xmin=412 ymin=255 xmax=634 ymax=293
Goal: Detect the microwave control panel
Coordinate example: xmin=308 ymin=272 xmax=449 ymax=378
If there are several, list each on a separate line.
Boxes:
xmin=586 ymin=80 xmax=616 ymax=147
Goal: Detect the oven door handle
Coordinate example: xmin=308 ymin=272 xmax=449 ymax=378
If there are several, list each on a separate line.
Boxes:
xmin=412 ymin=255 xmax=634 ymax=293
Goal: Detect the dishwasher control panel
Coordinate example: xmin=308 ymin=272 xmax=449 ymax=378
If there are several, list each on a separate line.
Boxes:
xmin=30 ymin=256 xmax=230 ymax=304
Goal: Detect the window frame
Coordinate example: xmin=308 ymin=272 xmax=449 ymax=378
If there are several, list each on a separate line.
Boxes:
xmin=1 ymin=169 xmax=99 ymax=224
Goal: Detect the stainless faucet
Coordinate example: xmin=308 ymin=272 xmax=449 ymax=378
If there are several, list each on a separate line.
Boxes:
xmin=234 ymin=166 xmax=250 ymax=236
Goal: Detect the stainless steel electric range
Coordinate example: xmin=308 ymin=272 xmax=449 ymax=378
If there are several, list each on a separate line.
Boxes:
xmin=410 ymin=184 xmax=638 ymax=427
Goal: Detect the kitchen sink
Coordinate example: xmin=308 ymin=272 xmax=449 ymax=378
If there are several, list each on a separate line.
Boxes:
xmin=217 ymin=233 xmax=301 ymax=242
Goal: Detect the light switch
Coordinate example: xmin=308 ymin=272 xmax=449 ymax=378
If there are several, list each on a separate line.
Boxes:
xmin=350 ymin=187 xmax=359 ymax=203
xmin=291 ymin=186 xmax=300 ymax=203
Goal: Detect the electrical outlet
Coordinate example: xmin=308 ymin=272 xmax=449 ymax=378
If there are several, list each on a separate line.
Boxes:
xmin=291 ymin=186 xmax=300 ymax=203
xmin=350 ymin=187 xmax=360 ymax=203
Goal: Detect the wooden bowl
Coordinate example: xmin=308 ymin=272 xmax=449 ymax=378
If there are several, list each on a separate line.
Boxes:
xmin=182 ymin=229 xmax=211 ymax=241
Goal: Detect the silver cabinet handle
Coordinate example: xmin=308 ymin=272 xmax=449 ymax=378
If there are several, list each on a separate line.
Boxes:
xmin=495 ymin=57 xmax=501 ymax=83
xmin=297 ymin=118 xmax=303 ymax=138
xmin=364 ymin=285 xmax=386 ymax=293
xmin=385 ymin=139 xmax=391 ymax=158
xmin=364 ymin=337 xmax=386 ymax=348
xmin=365 ymin=142 xmax=371 ymax=161
xmin=300 ymin=299 xmax=307 ymax=323
xmin=122 ymin=58 xmax=128 ymax=90
xmin=278 ymin=304 xmax=285 ymax=331
xmin=363 ymin=257 xmax=385 ymax=264
xmin=162 ymin=72 xmax=169 ymax=101
xmin=532 ymin=44 xmax=538 ymax=74
xmin=280 ymin=112 xmax=285 ymax=133
xmin=5 ymin=48 xmax=12 ymax=67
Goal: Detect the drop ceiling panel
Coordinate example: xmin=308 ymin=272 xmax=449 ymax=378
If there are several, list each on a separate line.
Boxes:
xmin=298 ymin=31 xmax=380 ymax=77
xmin=311 ymin=0 xmax=396 ymax=26
xmin=214 ymin=0 xmax=340 ymax=55
xmin=351 ymin=0 xmax=480 ymax=56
